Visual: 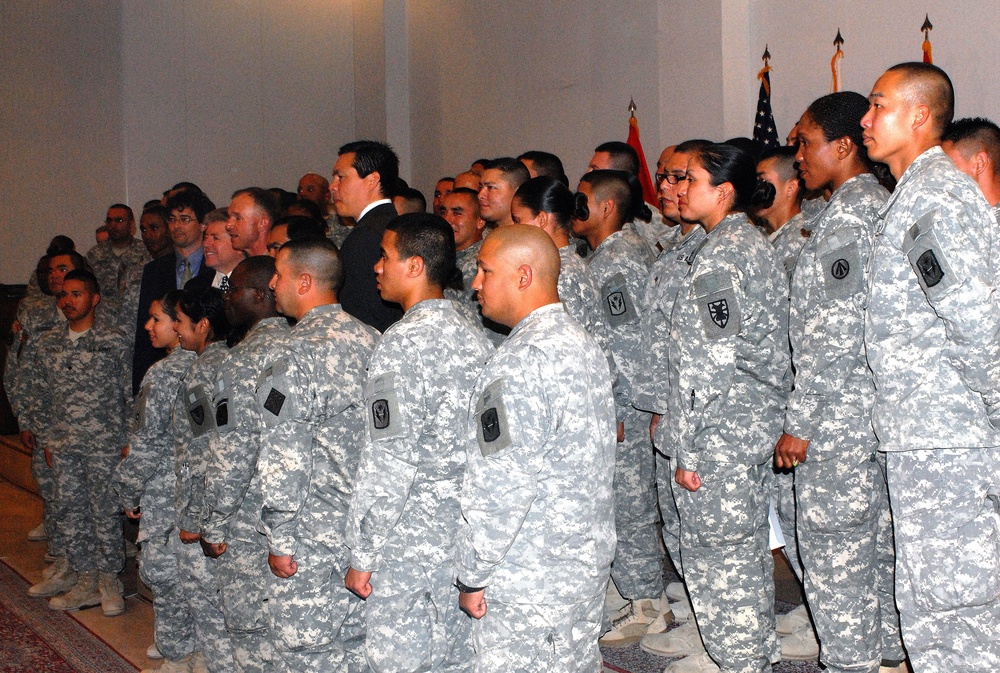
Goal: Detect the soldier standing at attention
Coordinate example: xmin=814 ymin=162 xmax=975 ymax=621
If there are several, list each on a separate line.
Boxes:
xmin=113 ymin=291 xmax=198 ymax=672
xmin=346 ymin=213 xmax=492 ymax=672
xmin=201 ymin=257 xmax=289 ymax=673
xmin=257 ymin=238 xmax=378 ymax=672
xmin=456 ymin=225 xmax=616 ymax=672
xmin=861 ymin=62 xmax=1000 ymax=671
xmin=668 ymin=144 xmax=790 ymax=673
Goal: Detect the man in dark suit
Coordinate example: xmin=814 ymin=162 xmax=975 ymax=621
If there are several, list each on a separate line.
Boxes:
xmin=331 ymin=140 xmax=404 ymax=333
xmin=131 ymin=190 xmax=215 ymax=392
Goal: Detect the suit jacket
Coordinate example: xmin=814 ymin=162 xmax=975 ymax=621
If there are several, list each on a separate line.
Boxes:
xmin=339 ymin=202 xmax=403 ymax=333
xmin=132 ymin=251 xmax=214 ymax=393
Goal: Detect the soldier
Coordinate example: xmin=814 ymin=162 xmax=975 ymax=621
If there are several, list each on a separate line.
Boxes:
xmin=21 ymin=269 xmax=132 ymax=616
xmin=634 ymin=140 xmax=712 ymax=659
xmin=201 ymin=256 xmax=289 ymax=673
xmin=942 ymin=117 xmax=1000 ymax=215
xmin=861 ymin=62 xmax=1000 ymax=670
xmin=754 ymin=146 xmax=809 ymax=278
xmin=171 ymin=288 xmax=233 ymax=673
xmin=570 ymin=170 xmax=661 ymax=645
xmin=345 ymin=213 xmax=492 ymax=671
xmin=478 ymin=158 xmax=529 ymax=228
xmin=456 ymin=225 xmax=616 ymax=673
xmin=442 ymin=187 xmax=487 ymax=303
xmin=773 ymin=91 xmax=906 ymax=673
xmin=113 ymin=291 xmax=198 ymax=672
xmin=255 ymin=238 xmax=377 ymax=671
xmin=667 ymin=144 xmax=789 ymax=673
xmin=86 ymin=203 xmax=151 ymax=318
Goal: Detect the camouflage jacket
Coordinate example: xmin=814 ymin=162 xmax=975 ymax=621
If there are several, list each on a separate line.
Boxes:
xmin=256 ymin=304 xmax=378 ymax=559
xmin=769 ymin=210 xmax=810 ymax=280
xmin=457 ymin=303 xmax=616 ymax=604
xmin=865 ymin=146 xmax=1000 ymax=451
xmin=346 ymin=299 xmax=492 ymax=572
xmin=665 ymin=213 xmax=790 ymax=471
xmin=785 ymin=174 xmax=886 ymax=457
xmin=85 ymin=239 xmax=150 ymax=308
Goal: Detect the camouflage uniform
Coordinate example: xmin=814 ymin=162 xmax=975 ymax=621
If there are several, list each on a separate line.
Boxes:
xmin=6 ymin=294 xmax=66 ymax=554
xmin=326 ymin=214 xmax=354 ymax=249
xmin=445 ymin=241 xmax=490 ymax=337
xmin=666 ymin=213 xmax=789 ymax=672
xmin=768 ymin=211 xmax=810 ymax=279
xmin=204 ymin=316 xmax=290 ymax=673
xmin=113 ymin=347 xmax=197 ymax=660
xmin=584 ymin=228 xmax=661 ymax=603
xmin=256 ymin=304 xmax=378 ymax=672
xmin=347 ymin=299 xmax=491 ymax=672
xmin=634 ymin=225 xmax=707 ymax=577
xmin=21 ymin=323 xmax=132 ymax=576
xmin=865 ymin=147 xmax=1000 ymax=671
xmin=457 ymin=303 xmax=617 ymax=673
xmin=171 ymin=340 xmax=234 ymax=673
xmin=85 ymin=239 xmax=150 ymax=321
xmin=786 ymin=173 xmax=904 ymax=671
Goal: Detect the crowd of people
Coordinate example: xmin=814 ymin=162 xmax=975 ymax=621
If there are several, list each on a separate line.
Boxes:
xmin=4 ymin=60 xmax=1000 ymax=673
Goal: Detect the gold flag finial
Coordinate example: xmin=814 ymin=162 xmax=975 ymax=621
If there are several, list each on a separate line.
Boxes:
xmin=762 ymin=45 xmax=771 ymax=63
xmin=628 ymin=98 xmax=637 ymax=119
xmin=921 ymin=14 xmax=933 ymax=36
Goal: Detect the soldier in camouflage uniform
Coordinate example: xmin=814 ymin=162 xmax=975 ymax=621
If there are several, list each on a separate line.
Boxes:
xmin=775 ymin=92 xmax=905 ymax=672
xmin=942 ymin=117 xmax=1000 ymax=218
xmin=456 ymin=226 xmax=616 ymax=673
xmin=441 ymin=188 xmax=488 ymax=330
xmin=862 ymin=63 xmax=1000 ymax=671
xmin=21 ymin=270 xmax=131 ymax=616
xmin=667 ymin=145 xmax=789 ymax=673
xmin=86 ymin=204 xmax=151 ymax=322
xmin=571 ymin=170 xmax=661 ymax=644
xmin=171 ymin=287 xmax=234 ymax=673
xmin=256 ymin=238 xmax=376 ymax=672
xmin=346 ymin=214 xmax=491 ymax=672
xmin=113 ymin=292 xmax=198 ymax=670
xmin=201 ymin=257 xmax=289 ymax=673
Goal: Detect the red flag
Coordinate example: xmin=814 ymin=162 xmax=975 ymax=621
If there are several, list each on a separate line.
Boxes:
xmin=627 ymin=116 xmax=657 ymax=206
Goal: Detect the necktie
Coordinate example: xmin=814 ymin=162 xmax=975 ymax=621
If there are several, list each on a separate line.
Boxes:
xmin=220 ymin=275 xmax=230 ymax=292
xmin=180 ymin=258 xmax=192 ymax=287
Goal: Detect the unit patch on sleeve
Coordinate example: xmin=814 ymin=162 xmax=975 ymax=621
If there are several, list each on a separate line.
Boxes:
xmin=475 ymin=378 xmax=512 ymax=457
xmin=366 ymin=371 xmax=404 ymax=441
xmin=693 ymin=271 xmax=740 ymax=340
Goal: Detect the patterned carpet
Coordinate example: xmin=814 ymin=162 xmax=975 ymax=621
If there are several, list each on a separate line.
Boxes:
xmin=0 ymin=562 xmax=136 ymax=673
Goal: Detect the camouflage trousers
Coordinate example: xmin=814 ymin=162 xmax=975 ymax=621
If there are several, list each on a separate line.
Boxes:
xmin=886 ymin=447 xmax=1000 ymax=672
xmin=772 ymin=467 xmax=803 ymax=582
xmin=674 ymin=460 xmax=778 ymax=673
xmin=139 ymin=528 xmax=196 ymax=661
xmin=794 ymin=451 xmax=903 ymax=672
xmin=472 ymin=592 xmax=604 ymax=673
xmin=611 ymin=407 xmax=663 ymax=601
xmin=32 ymin=445 xmax=66 ymax=557
xmin=654 ymin=450 xmax=683 ymax=578
xmin=50 ymin=449 xmax=125 ymax=574
xmin=365 ymin=559 xmax=472 ymax=673
xmin=216 ymin=534 xmax=272 ymax=673
xmin=173 ymin=533 xmax=233 ymax=673
xmin=267 ymin=538 xmax=366 ymax=673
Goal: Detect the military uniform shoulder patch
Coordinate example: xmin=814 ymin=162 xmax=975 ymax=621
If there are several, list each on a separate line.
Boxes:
xmin=186 ymin=383 xmax=215 ymax=437
xmin=366 ymin=371 xmax=405 ymax=441
xmin=213 ymin=371 xmax=234 ymax=433
xmin=475 ymin=378 xmax=512 ymax=457
xmin=903 ymin=211 xmax=957 ymax=299
xmin=131 ymin=382 xmax=152 ymax=433
xmin=601 ymin=272 xmax=639 ymax=328
xmin=257 ymin=358 xmax=293 ymax=428
xmin=692 ymin=270 xmax=741 ymax=340
xmin=819 ymin=232 xmax=863 ymax=300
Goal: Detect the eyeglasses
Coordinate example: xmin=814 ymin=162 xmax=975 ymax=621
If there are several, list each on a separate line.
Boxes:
xmin=105 ymin=217 xmax=127 ymax=224
xmin=656 ymin=172 xmax=687 ymax=185
xmin=167 ymin=215 xmax=197 ymax=224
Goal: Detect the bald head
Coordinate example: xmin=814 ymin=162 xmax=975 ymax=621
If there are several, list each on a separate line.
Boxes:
xmin=474 ymin=225 xmax=560 ymax=328
xmin=886 ymin=62 xmax=955 ymax=139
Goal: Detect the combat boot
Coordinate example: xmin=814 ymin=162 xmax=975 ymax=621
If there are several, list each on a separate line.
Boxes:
xmin=28 ymin=560 xmax=76 ymax=598
xmin=49 ymin=571 xmax=101 ymax=611
xmin=27 ymin=522 xmax=48 ymax=541
xmin=140 ymin=654 xmax=193 ymax=673
xmin=42 ymin=556 xmax=68 ymax=580
xmin=98 ymin=572 xmax=125 ymax=617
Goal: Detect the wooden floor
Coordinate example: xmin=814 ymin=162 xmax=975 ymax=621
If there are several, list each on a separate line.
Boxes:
xmin=0 ymin=471 xmax=158 ymax=669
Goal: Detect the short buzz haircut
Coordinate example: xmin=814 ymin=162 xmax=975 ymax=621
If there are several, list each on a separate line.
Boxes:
xmin=62 ymin=268 xmax=100 ymax=295
xmin=483 ymin=157 xmax=530 ymax=190
xmin=886 ymin=61 xmax=955 ymax=138
xmin=395 ymin=187 xmax=427 ymax=213
xmin=579 ymin=169 xmax=632 ymax=227
xmin=517 ymin=150 xmax=569 ymax=186
xmin=338 ymin=140 xmax=401 ymax=199
xmin=278 ymin=237 xmax=344 ymax=295
xmin=236 ymin=255 xmax=277 ymax=291
xmin=594 ymin=141 xmax=640 ymax=175
xmin=944 ymin=117 xmax=1000 ymax=168
xmin=231 ymin=187 xmax=280 ymax=225
xmin=386 ymin=212 xmax=457 ymax=288
xmin=166 ymin=190 xmax=217 ymax=222
xmin=108 ymin=203 xmax=134 ymax=220
xmin=758 ymin=146 xmax=800 ymax=183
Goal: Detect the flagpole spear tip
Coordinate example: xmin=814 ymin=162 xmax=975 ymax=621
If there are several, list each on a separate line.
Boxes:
xmin=762 ymin=44 xmax=771 ymax=62
xmin=921 ymin=14 xmax=933 ymax=35
xmin=628 ymin=98 xmax=637 ymax=119
xmin=834 ymin=29 xmax=844 ymax=47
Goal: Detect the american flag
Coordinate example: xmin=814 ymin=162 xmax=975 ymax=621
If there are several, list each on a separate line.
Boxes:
xmin=754 ymin=48 xmax=780 ymax=151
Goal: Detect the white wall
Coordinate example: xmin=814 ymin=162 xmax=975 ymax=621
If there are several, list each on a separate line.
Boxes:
xmin=5 ymin=1 xmax=1000 ymax=283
